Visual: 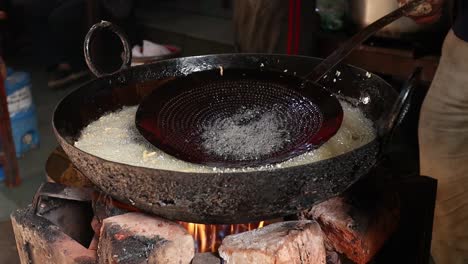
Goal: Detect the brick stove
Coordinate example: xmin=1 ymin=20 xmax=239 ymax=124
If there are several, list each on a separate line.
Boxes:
xmin=10 ymin=147 xmax=437 ymax=264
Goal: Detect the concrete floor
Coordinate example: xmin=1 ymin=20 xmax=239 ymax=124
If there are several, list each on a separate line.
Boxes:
xmin=0 ymin=63 xmax=85 ymax=263
xmin=1 ymin=67 xmax=72 ymax=217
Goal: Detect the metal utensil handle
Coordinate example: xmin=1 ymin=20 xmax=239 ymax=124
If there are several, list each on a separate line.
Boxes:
xmin=306 ymin=0 xmax=426 ymax=82
xmin=379 ymin=67 xmax=422 ymax=150
xmin=84 ymin=20 xmax=132 ymax=77
xmin=32 ymin=182 xmax=95 ymax=215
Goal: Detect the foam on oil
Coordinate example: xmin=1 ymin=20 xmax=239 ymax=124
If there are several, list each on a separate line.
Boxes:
xmin=74 ymin=100 xmax=376 ymax=173
xmin=200 ymin=106 xmax=291 ymax=161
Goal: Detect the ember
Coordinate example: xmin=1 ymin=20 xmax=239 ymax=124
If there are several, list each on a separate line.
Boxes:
xmin=178 ymin=221 xmax=266 ymax=253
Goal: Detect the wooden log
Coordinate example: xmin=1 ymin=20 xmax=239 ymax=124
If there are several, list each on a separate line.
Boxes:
xmin=192 ymin=253 xmax=222 ymax=264
xmin=299 ymin=179 xmax=400 ymax=264
xmin=11 ymin=207 xmax=96 ymax=264
xmin=97 ymin=212 xmax=195 ymax=264
xmin=219 ymin=220 xmax=326 ymax=264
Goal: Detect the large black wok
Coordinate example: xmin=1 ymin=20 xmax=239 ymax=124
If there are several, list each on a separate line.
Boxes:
xmin=53 ymin=29 xmax=419 ymax=224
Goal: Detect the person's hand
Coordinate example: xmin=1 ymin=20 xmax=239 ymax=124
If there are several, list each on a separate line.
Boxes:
xmin=398 ymin=0 xmax=445 ymax=24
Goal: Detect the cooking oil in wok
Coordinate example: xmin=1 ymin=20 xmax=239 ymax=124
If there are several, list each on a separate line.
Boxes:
xmin=74 ymin=100 xmax=375 ymax=173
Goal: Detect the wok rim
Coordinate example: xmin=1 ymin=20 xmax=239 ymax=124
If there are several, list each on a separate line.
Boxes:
xmin=52 ymin=53 xmax=394 ymax=176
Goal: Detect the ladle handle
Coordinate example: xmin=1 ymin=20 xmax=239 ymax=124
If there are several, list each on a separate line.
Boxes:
xmin=379 ymin=67 xmax=422 ymax=150
xmin=306 ymin=0 xmax=426 ymax=82
xmin=84 ymin=20 xmax=132 ymax=78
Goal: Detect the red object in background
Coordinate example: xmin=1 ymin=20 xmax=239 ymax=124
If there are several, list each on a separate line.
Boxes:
xmin=287 ymin=0 xmax=302 ymax=55
xmin=0 ymin=58 xmax=21 ymax=187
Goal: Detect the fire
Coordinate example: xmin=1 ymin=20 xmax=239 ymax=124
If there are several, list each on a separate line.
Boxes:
xmin=179 ymin=221 xmax=266 ymax=253
xmin=92 ymin=192 xmax=269 ymax=253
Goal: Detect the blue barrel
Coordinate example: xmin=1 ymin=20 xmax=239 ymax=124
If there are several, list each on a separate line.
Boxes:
xmin=0 ymin=166 xmax=4 ymax=181
xmin=4 ymin=70 xmax=40 ymax=157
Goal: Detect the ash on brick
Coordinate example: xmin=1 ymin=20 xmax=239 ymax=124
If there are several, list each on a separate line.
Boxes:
xmin=105 ymin=224 xmax=168 ymax=263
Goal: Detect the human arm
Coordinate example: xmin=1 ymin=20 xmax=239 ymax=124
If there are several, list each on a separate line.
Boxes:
xmin=397 ymin=0 xmax=445 ymax=24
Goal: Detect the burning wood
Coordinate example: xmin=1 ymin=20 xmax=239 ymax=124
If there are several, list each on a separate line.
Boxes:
xmin=192 ymin=253 xmax=222 ymax=264
xmin=178 ymin=221 xmax=266 ymax=253
xmin=91 ymin=188 xmax=269 ymax=255
xmin=218 ymin=221 xmax=327 ymax=264
xmin=97 ymin=212 xmax=195 ymax=264
xmin=299 ymin=179 xmax=400 ymax=264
